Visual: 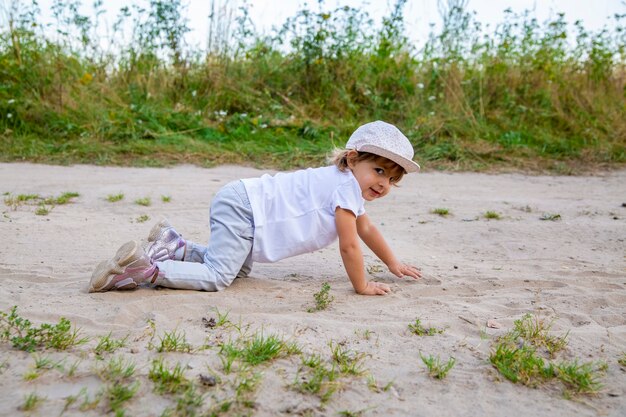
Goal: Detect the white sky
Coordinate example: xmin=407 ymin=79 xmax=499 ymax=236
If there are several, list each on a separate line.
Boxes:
xmin=29 ymin=0 xmax=626 ymax=49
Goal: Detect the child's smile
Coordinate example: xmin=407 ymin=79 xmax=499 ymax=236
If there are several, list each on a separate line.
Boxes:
xmin=349 ymin=158 xmax=402 ymax=201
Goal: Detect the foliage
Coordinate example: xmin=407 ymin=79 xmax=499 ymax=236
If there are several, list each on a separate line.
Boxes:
xmin=0 ymin=1 xmax=624 ymax=172
xmin=308 ymin=282 xmax=335 ymax=312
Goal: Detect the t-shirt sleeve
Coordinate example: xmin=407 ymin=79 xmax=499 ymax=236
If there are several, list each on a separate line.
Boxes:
xmin=331 ymin=180 xmax=365 ymax=217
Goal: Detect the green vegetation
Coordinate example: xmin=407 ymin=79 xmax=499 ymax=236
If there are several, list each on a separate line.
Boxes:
xmin=136 ymin=214 xmax=150 ymax=223
xmin=20 ymin=391 xmax=45 ymax=411
xmin=540 ymin=213 xmax=562 ymax=221
xmin=4 ymin=192 xmax=79 ymax=215
xmin=149 ymin=357 xmax=191 ymax=394
xmin=408 ymin=318 xmax=445 ymax=336
xmin=484 ymin=211 xmax=501 ymax=220
xmin=431 ymin=208 xmax=450 ymax=217
xmin=0 ymin=306 xmax=88 ymax=352
xmin=308 ymin=282 xmax=335 ymax=312
xmin=134 ymin=197 xmax=151 ymax=206
xmin=490 ymin=314 xmax=604 ymax=397
xmin=94 ymin=332 xmax=129 ymax=356
xmin=1 ymin=1 xmax=624 ymax=172
xmin=420 ymin=353 xmax=456 ymax=379
xmin=106 ymin=193 xmax=125 ymax=202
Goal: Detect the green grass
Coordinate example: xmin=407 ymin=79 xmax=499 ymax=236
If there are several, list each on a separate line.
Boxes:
xmin=149 ymin=358 xmax=191 ymax=394
xmin=307 ymin=282 xmax=335 ymax=312
xmin=484 ymin=211 xmax=502 ymax=220
xmin=431 ymin=208 xmax=451 ymax=217
xmin=408 ymin=318 xmax=445 ymax=336
xmin=155 ymin=329 xmax=193 ymax=353
xmin=540 ymin=213 xmax=562 ymax=221
xmin=0 ymin=2 xmax=624 ymax=173
xmin=134 ymin=197 xmax=151 ymax=207
xmin=0 ymin=306 xmax=88 ymax=352
xmin=106 ymin=193 xmax=124 ymax=202
xmin=420 ymin=353 xmax=456 ymax=379
xmin=94 ymin=332 xmax=129 ymax=356
xmin=20 ymin=392 xmax=45 ymax=411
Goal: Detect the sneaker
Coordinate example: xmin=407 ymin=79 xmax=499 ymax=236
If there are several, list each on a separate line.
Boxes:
xmin=89 ymin=241 xmax=158 ymax=292
xmin=144 ymin=218 xmax=186 ymax=262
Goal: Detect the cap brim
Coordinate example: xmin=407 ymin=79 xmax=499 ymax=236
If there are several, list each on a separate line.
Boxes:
xmin=356 ymin=144 xmax=420 ymax=173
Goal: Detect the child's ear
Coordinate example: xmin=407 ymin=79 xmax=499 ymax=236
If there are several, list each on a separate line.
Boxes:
xmin=346 ymin=150 xmax=359 ymax=169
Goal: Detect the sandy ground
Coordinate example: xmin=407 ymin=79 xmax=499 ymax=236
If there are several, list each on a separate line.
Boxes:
xmin=0 ymin=162 xmax=624 ymax=417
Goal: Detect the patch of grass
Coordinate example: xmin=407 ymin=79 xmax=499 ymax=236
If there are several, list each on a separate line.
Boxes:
xmin=106 ymin=193 xmax=124 ymax=202
xmin=20 ymin=391 xmax=45 ymax=411
xmin=161 ymin=195 xmax=171 ymax=202
xmin=47 ymin=192 xmax=80 ymax=205
xmin=307 ymin=282 xmax=334 ymax=312
xmin=4 ymin=192 xmax=79 ymax=214
xmin=35 ymin=204 xmax=50 ymax=216
xmin=135 ymin=197 xmax=151 ymax=206
xmin=431 ymin=208 xmax=450 ymax=217
xmin=136 ymin=214 xmax=150 ymax=223
xmin=94 ymin=332 xmax=129 ymax=356
xmin=0 ymin=306 xmax=88 ymax=352
xmin=489 ymin=313 xmax=603 ymax=398
xmin=149 ymin=357 xmax=191 ymax=394
xmin=484 ymin=211 xmax=501 ymax=220
xmin=555 ymin=360 xmax=604 ymax=397
xmin=618 ymin=352 xmax=626 ymax=367
xmin=96 ymin=356 xmax=136 ymax=382
xmin=408 ymin=318 xmax=445 ymax=336
xmin=156 ymin=329 xmax=193 ymax=353
xmin=105 ymin=380 xmax=140 ymax=413
xmin=420 ymin=353 xmax=456 ymax=379
xmin=219 ymin=331 xmax=299 ymax=374
xmin=540 ymin=213 xmax=561 ymax=221
xmin=294 ymin=354 xmax=340 ymax=403
xmin=329 ymin=341 xmax=367 ymax=376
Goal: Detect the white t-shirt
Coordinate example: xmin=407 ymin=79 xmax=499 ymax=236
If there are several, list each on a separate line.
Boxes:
xmin=241 ymin=165 xmax=365 ymax=263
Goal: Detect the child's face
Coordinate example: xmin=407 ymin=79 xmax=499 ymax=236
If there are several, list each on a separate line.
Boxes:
xmin=348 ymin=154 xmax=403 ymax=201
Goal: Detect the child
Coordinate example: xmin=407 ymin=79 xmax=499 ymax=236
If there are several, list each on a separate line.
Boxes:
xmin=89 ymin=120 xmax=422 ymax=296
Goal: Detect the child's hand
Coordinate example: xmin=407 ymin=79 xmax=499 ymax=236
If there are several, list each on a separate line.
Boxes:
xmin=359 ymin=281 xmax=391 ymax=296
xmin=389 ymin=262 xmax=422 ymax=280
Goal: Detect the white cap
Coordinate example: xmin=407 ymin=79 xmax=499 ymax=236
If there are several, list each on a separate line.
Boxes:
xmin=346 ymin=121 xmax=420 ymax=173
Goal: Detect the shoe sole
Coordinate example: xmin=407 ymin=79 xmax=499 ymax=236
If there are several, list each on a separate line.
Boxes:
xmin=147 ymin=218 xmax=171 ymax=242
xmin=89 ymin=240 xmax=142 ymax=292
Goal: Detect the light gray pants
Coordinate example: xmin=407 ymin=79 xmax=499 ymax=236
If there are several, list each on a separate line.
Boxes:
xmin=154 ymin=180 xmax=254 ymax=291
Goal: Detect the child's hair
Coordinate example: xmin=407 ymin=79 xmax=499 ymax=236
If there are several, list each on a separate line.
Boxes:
xmin=330 ymin=149 xmax=405 ymax=184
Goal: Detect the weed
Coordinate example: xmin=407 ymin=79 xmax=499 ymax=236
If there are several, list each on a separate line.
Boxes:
xmin=484 ymin=211 xmax=501 ymax=220
xmin=0 ymin=306 xmax=88 ymax=352
xmin=162 ymin=195 xmax=172 ymax=202
xmin=97 ymin=356 xmax=136 ymax=382
xmin=489 ymin=343 xmax=555 ymax=386
xmin=94 ymin=332 xmax=129 ymax=356
xmin=408 ymin=318 xmax=444 ymax=336
xmin=156 ymin=329 xmax=192 ymax=353
xmin=106 ymin=193 xmax=125 ymax=202
xmin=136 ymin=214 xmax=150 ymax=223
xmin=35 ymin=204 xmax=50 ymax=216
xmin=149 ymin=358 xmax=191 ymax=394
xmin=420 ymin=353 xmax=456 ymax=379
xmin=294 ymin=355 xmax=340 ymax=403
xmin=555 ymin=360 xmax=604 ymax=396
xmin=106 ymin=380 xmax=140 ymax=413
xmin=47 ymin=192 xmax=80 ymax=205
xmin=509 ymin=314 xmax=568 ymax=357
xmin=329 ymin=341 xmax=367 ymax=376
xmin=540 ymin=213 xmax=562 ymax=221
xmin=135 ymin=197 xmax=151 ymax=206
xmin=618 ymin=352 xmax=626 ymax=367
xmin=431 ymin=208 xmax=450 ymax=217
xmin=307 ymin=282 xmax=334 ymax=312
xmin=20 ymin=391 xmax=45 ymax=411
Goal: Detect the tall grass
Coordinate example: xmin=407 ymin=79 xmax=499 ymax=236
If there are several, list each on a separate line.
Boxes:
xmin=1 ymin=0 xmax=624 ymax=171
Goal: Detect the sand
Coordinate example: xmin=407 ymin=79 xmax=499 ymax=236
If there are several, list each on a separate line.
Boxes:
xmin=0 ymin=162 xmax=624 ymax=416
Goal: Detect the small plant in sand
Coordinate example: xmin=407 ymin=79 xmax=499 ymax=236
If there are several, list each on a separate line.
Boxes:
xmin=94 ymin=332 xmax=129 ymax=356
xmin=293 ymin=353 xmax=340 ymax=403
xmin=618 ymin=352 xmax=626 ymax=367
xmin=540 ymin=213 xmax=561 ymax=221
xmin=162 ymin=195 xmax=172 ymax=202
xmin=0 ymin=306 xmax=88 ymax=352
xmin=106 ymin=193 xmax=124 ymax=202
xmin=136 ymin=214 xmax=150 ymax=223
xmin=308 ymin=282 xmax=334 ymax=312
xmin=135 ymin=197 xmax=151 ymax=206
xmin=96 ymin=356 xmax=136 ymax=382
xmin=149 ymin=357 xmax=191 ymax=394
xmin=4 ymin=192 xmax=79 ymax=213
xmin=484 ymin=210 xmax=501 ymax=220
xmin=420 ymin=353 xmax=456 ymax=379
xmin=329 ymin=341 xmax=367 ymax=376
xmin=408 ymin=318 xmax=444 ymax=336
xmin=20 ymin=391 xmax=45 ymax=411
xmin=490 ymin=313 xmax=604 ymax=397
xmin=219 ymin=331 xmax=299 ymax=373
xmin=24 ymin=354 xmax=65 ymax=380
xmin=431 ymin=208 xmax=450 ymax=217
xmin=155 ymin=329 xmax=193 ymax=353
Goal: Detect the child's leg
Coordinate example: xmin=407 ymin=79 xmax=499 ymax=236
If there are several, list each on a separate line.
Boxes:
xmin=154 ymin=181 xmax=254 ymax=291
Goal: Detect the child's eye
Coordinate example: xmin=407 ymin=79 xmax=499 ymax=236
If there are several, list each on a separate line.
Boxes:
xmin=375 ymin=168 xmax=384 ymax=174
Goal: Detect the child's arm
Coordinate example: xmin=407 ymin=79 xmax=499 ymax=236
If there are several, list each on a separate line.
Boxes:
xmin=356 ymin=213 xmax=422 ymax=280
xmin=335 ymin=208 xmax=391 ymax=295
